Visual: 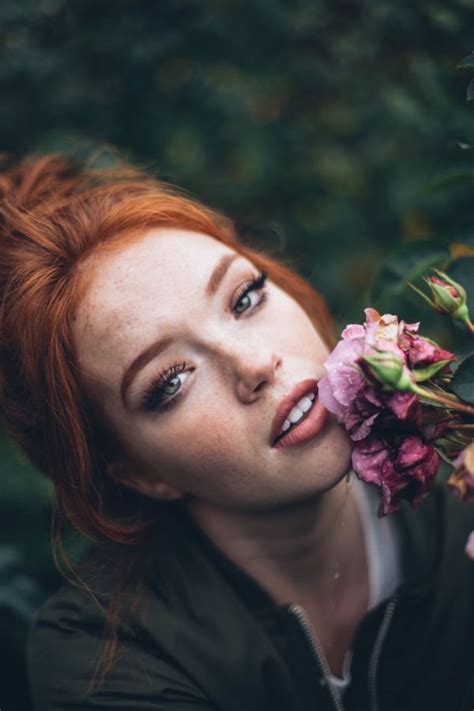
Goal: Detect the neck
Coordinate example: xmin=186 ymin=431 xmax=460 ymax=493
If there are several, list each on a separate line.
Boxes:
xmin=188 ymin=470 xmax=368 ymax=609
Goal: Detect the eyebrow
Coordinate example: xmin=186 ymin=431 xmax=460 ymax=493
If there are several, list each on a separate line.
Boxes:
xmin=120 ymin=252 xmax=241 ymax=406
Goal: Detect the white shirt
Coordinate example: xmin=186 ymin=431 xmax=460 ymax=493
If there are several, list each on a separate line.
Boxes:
xmin=326 ymin=472 xmax=403 ymax=695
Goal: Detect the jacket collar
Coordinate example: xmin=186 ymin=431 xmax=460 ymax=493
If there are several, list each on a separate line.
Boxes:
xmin=142 ymin=477 xmax=454 ymax=710
xmin=145 ymin=501 xmax=295 ymax=711
xmin=148 ymin=470 xmax=444 ymax=619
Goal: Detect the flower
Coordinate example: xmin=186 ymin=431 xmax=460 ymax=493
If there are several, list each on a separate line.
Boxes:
xmin=398 ymin=331 xmax=455 ymax=371
xmin=408 ymin=268 xmax=472 ymax=329
xmin=318 ymin=307 xmax=454 ymax=441
xmin=430 ymin=275 xmax=461 ymax=301
xmin=358 ymin=352 xmax=416 ymax=392
xmin=446 ymin=442 xmax=474 ymax=503
xmin=352 ymin=432 xmax=441 ymax=516
xmin=318 ymin=307 xmax=455 ymax=515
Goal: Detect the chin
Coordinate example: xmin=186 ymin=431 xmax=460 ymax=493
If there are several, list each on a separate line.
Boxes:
xmin=309 ymin=416 xmax=353 ymax=490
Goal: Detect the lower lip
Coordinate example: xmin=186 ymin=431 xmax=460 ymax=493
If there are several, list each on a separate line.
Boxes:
xmin=272 ymin=396 xmax=329 ymax=449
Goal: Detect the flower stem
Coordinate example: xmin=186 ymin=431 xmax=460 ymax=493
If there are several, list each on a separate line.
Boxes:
xmin=446 ymin=423 xmax=474 ymax=430
xmin=412 ymin=383 xmax=474 ymax=416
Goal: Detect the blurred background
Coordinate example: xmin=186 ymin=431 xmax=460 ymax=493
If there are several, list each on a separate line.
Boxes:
xmin=0 ymin=1 xmax=473 ymax=708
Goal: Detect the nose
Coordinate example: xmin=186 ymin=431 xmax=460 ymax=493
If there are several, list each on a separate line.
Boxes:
xmin=209 ymin=334 xmax=282 ymax=403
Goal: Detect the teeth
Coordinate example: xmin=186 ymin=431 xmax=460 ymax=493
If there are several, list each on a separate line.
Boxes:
xmin=288 ymin=405 xmax=304 ymax=423
xmin=277 ymin=391 xmax=316 ymax=437
xmin=299 ymin=396 xmax=314 ymax=412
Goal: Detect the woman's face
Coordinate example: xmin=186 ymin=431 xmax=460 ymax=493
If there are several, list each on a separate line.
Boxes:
xmin=73 ymin=228 xmax=352 ymax=512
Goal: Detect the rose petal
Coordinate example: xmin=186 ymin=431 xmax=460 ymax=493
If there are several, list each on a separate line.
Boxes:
xmin=317 ymin=375 xmax=346 ymax=418
xmin=386 ymin=391 xmax=420 ymax=421
xmin=341 ymin=323 xmax=366 ymax=340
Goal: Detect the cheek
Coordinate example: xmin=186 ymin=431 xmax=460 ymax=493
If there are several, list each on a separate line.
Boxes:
xmin=155 ymin=438 xmax=251 ymax=500
xmin=170 ymin=412 xmax=245 ymax=471
xmin=134 ymin=408 xmax=246 ymax=484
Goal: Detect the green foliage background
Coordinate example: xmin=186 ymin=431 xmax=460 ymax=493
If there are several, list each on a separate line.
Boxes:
xmin=0 ymin=1 xmax=473 ymax=708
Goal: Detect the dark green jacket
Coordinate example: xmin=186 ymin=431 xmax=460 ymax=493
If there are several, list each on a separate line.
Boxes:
xmin=28 ymin=477 xmax=474 ymax=711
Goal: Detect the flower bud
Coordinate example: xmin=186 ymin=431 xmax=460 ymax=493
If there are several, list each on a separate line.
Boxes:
xmin=409 ymin=268 xmax=472 ymax=329
xmin=427 ymin=270 xmax=465 ymax=307
xmin=358 ymin=352 xmax=415 ymax=392
xmin=429 ymin=275 xmax=462 ymax=302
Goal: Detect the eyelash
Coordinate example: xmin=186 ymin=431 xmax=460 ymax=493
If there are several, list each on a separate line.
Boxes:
xmin=140 ymin=270 xmax=269 ymax=412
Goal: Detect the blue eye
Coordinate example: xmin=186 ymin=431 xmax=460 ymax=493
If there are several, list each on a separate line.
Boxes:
xmin=141 ymin=361 xmax=188 ymax=412
xmin=141 ymin=270 xmax=269 ymax=412
xmin=232 ymin=270 xmax=268 ymax=316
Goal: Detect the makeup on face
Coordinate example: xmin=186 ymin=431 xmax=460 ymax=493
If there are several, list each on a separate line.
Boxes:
xmin=272 ymin=393 xmax=329 ymax=450
xmin=136 ymin=270 xmax=269 ymax=414
xmin=73 ymin=228 xmax=352 ymax=512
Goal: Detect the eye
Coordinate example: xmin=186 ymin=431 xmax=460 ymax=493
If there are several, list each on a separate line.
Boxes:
xmin=140 ymin=269 xmax=270 ymax=412
xmin=141 ymin=361 xmax=189 ymax=412
xmin=232 ymin=270 xmax=268 ymax=317
xmin=162 ymin=373 xmax=182 ymax=397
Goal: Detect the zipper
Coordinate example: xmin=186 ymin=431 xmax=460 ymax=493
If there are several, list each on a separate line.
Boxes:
xmin=288 ymin=602 xmax=345 ymax=711
xmin=368 ymin=594 xmax=398 ymax=711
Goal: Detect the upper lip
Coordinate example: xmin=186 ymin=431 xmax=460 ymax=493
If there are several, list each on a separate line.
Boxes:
xmin=270 ymin=377 xmax=319 ymax=446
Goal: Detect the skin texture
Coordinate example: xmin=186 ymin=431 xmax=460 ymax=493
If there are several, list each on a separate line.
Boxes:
xmin=73 ymin=227 xmax=353 ymax=505
xmin=72 ymin=228 xmax=369 ymax=676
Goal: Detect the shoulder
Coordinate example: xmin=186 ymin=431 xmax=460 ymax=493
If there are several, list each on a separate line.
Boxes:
xmin=27 ymin=541 xmax=215 ymax=710
xmin=27 ymin=512 xmax=283 ymax=711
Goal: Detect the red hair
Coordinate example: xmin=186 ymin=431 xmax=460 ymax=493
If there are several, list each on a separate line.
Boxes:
xmin=0 ymin=149 xmax=337 ymax=688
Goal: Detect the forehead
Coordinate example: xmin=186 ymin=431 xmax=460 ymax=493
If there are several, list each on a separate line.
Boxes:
xmin=73 ymin=227 xmax=237 ymax=391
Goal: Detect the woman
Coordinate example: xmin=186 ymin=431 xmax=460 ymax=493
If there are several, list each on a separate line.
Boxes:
xmin=1 ymin=152 xmax=473 ymax=711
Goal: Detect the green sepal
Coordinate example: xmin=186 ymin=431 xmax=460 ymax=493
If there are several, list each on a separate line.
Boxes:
xmin=406 ymin=281 xmax=436 ymax=308
xmin=413 ymin=359 xmax=454 ymax=383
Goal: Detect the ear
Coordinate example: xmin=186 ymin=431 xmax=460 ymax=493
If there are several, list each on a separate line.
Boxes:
xmin=106 ymin=458 xmax=186 ymax=502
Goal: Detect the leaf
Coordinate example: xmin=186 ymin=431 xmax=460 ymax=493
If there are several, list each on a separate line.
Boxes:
xmin=451 ymin=353 xmax=474 ymax=405
xmin=369 ymin=241 xmax=450 ymax=313
xmin=427 ymin=169 xmax=474 ymax=192
xmin=450 ymin=243 xmax=474 ymax=259
xmin=413 ymin=358 xmax=454 ymax=383
xmin=450 ymin=352 xmax=474 ymax=375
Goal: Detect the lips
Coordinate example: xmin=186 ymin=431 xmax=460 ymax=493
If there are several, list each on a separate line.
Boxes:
xmin=270 ymin=378 xmax=319 ymax=447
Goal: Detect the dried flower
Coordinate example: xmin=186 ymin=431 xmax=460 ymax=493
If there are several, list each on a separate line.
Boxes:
xmin=318 ymin=308 xmax=454 ymax=441
xmin=352 ymin=432 xmax=441 ymax=516
xmin=318 ymin=307 xmax=456 ymax=514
